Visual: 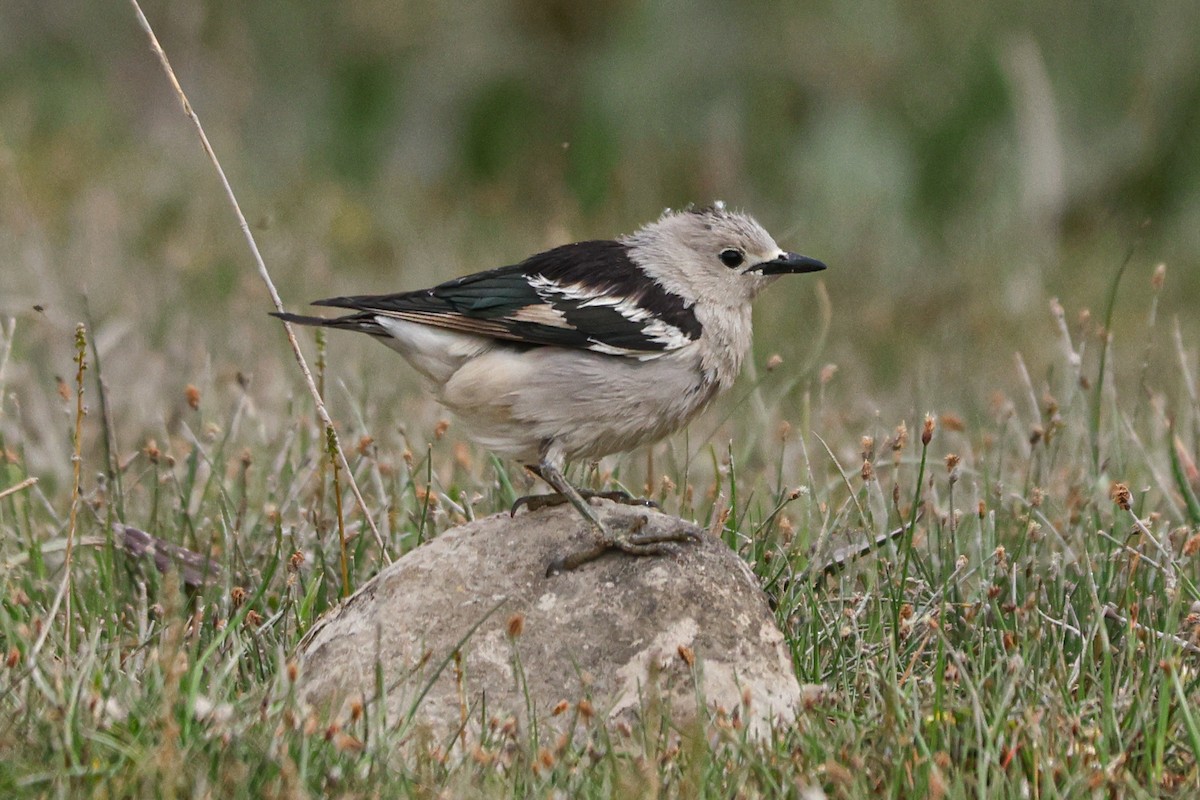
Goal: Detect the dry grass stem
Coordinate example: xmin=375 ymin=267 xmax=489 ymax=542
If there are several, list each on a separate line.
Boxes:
xmin=0 ymin=475 xmax=37 ymax=501
xmin=127 ymin=0 xmax=388 ymax=562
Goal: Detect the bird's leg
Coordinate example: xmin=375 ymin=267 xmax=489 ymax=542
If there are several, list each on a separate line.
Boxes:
xmin=525 ymin=459 xmax=700 ymax=575
xmin=510 ymin=464 xmax=658 ymax=515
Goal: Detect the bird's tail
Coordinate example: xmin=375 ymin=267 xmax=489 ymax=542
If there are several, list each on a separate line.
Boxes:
xmin=270 ymin=311 xmax=388 ymax=337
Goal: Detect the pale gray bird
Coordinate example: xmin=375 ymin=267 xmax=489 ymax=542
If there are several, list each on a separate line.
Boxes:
xmin=274 ymin=204 xmax=826 ymax=573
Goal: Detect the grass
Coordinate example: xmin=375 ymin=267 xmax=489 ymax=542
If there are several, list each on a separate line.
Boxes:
xmin=2 ymin=240 xmax=1200 ymax=798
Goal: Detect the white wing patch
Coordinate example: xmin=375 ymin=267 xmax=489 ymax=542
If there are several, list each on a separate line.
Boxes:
xmin=526 ymin=275 xmax=695 ymax=358
xmin=576 ymin=293 xmax=695 ymax=351
xmin=527 ymin=275 xmax=592 ymax=302
xmin=510 ymin=302 xmax=574 ymax=328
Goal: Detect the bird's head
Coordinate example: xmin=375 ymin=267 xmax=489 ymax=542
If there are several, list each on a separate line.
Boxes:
xmin=621 ymin=203 xmax=826 ymax=306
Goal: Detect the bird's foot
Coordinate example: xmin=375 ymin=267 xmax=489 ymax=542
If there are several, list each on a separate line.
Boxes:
xmin=511 ymin=488 xmax=658 ymax=516
xmin=545 ymin=514 xmax=702 ymax=576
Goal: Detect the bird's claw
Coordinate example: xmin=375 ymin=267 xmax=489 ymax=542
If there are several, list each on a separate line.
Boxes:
xmin=544 ymin=515 xmax=703 ymax=576
xmin=512 ymin=489 xmax=659 ymax=517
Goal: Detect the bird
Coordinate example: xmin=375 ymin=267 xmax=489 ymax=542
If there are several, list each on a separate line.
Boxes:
xmin=273 ymin=204 xmax=826 ymax=574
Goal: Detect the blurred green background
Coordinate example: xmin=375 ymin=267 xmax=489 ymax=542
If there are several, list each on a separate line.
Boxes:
xmin=2 ymin=0 xmax=1198 ymax=480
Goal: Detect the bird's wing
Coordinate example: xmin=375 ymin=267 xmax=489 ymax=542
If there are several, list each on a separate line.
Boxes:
xmin=313 ymin=240 xmax=702 ymax=358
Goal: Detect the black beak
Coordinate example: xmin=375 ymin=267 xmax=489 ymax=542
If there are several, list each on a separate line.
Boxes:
xmin=751 ymin=252 xmax=828 ymax=276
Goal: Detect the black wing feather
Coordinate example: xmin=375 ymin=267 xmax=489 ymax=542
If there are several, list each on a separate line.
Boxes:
xmin=302 ymin=240 xmax=701 ymax=355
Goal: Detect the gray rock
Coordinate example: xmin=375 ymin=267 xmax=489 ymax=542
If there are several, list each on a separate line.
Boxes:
xmin=295 ymin=500 xmax=803 ymax=746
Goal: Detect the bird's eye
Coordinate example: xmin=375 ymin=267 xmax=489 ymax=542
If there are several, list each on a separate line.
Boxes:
xmin=719 ymin=249 xmax=744 ymax=268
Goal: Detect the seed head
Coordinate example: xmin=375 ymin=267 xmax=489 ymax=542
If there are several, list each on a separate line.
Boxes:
xmin=677 ymin=644 xmax=695 ymax=667
xmin=921 ymin=414 xmax=935 ymax=446
xmin=453 ymin=441 xmax=474 ymax=471
xmin=1110 ymin=482 xmax=1132 ymax=511
xmin=1183 ymin=533 xmax=1200 ymax=558
xmin=333 ymin=732 xmax=363 ymax=752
